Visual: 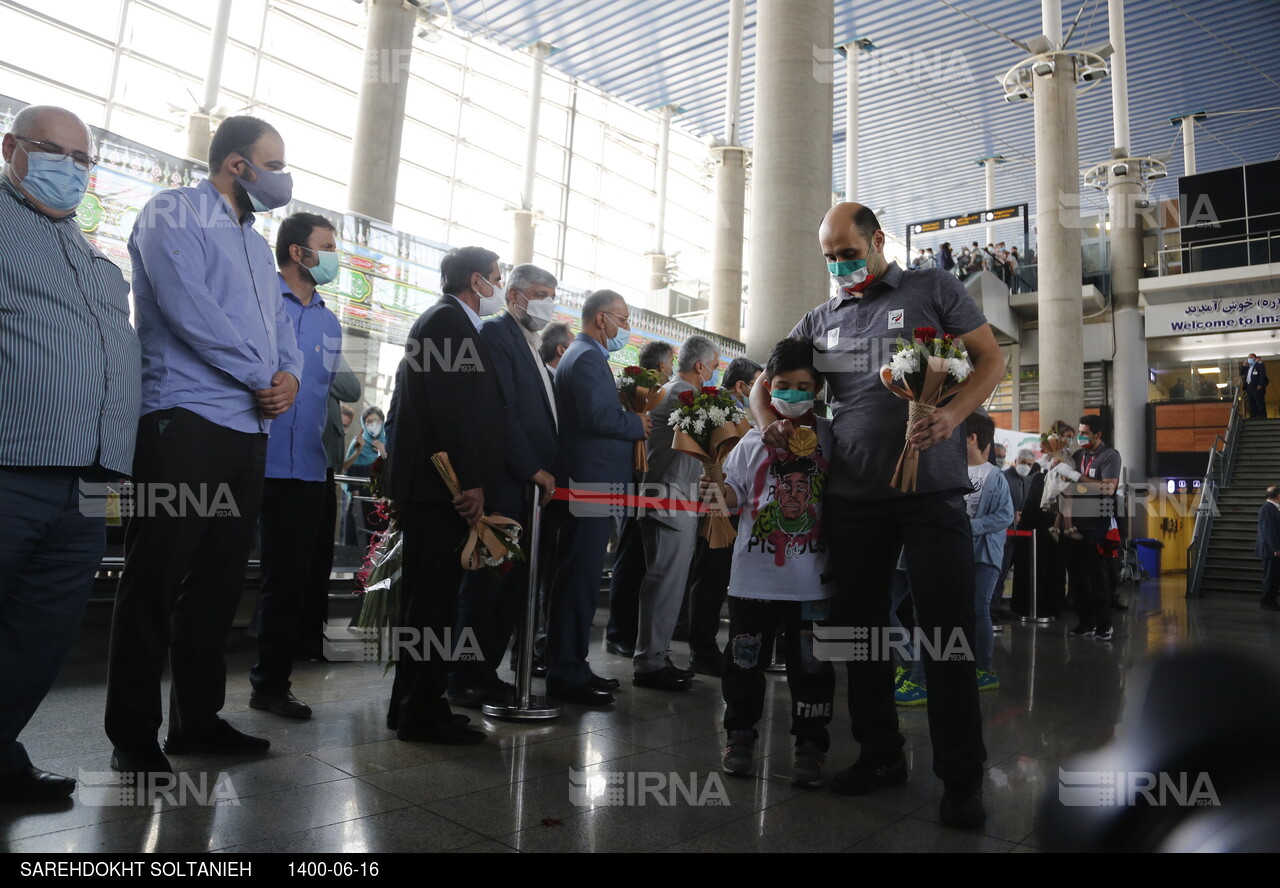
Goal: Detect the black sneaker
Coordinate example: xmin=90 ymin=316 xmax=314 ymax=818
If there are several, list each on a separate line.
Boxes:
xmin=939 ymin=785 xmax=986 ymax=829
xmin=1094 ymin=626 xmax=1114 ymax=641
xmin=1068 ymin=624 xmax=1096 ymax=638
xmin=831 ymin=751 xmax=908 ymax=796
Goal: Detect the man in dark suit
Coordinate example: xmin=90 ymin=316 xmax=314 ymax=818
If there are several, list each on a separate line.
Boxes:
xmin=1257 ymin=486 xmax=1280 ymax=611
xmin=546 ymin=290 xmax=651 ymax=705
xmin=447 ymin=264 xmax=558 ymax=707
xmin=1242 ymin=354 xmax=1269 ymax=418
xmin=382 ymin=246 xmax=507 ymax=743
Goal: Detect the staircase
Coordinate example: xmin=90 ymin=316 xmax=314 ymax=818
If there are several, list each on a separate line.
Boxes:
xmin=1200 ymin=417 xmax=1280 ymax=597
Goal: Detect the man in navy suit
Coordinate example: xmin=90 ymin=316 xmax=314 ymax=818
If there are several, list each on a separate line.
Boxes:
xmin=546 ymin=290 xmax=651 ymax=705
xmin=1242 ymin=354 xmax=1269 ymax=418
xmin=382 ymin=246 xmax=507 ymax=744
xmin=447 ymin=264 xmax=559 ymax=707
xmin=1257 ymin=486 xmax=1280 ymax=611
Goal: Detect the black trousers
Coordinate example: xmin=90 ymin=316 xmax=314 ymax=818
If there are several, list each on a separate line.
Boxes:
xmin=1262 ymin=557 xmax=1280 ymax=606
xmin=605 ymin=515 xmax=644 ymax=648
xmin=388 ymin=502 xmax=467 ymax=732
xmin=298 ymin=474 xmax=338 ymax=659
xmin=722 ymin=596 xmax=834 ymax=749
xmin=105 ymin=408 xmax=266 ymax=747
xmin=825 ymin=492 xmax=986 ymax=788
xmin=252 ymin=477 xmax=328 ymax=697
xmin=1247 ymin=385 xmax=1267 ymax=418
xmin=687 ymin=518 xmax=737 ymax=662
xmin=1062 ymin=533 xmax=1112 ymax=631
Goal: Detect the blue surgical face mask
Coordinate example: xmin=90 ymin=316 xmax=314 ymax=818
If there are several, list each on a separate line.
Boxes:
xmin=1249 ymin=357 xmax=1256 ymax=365
xmin=12 ymin=144 xmax=89 ymax=212
xmin=605 ymin=313 xmax=629 ymax=352
xmin=302 ymin=247 xmax=340 ymax=286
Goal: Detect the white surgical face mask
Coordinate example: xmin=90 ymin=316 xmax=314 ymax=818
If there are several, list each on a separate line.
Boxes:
xmin=365 ymin=420 xmax=383 ymax=437
xmin=519 ymin=294 xmax=556 ymax=331
xmin=1015 ymin=463 xmax=1031 ymax=477
xmin=478 ymin=277 xmax=505 ymax=315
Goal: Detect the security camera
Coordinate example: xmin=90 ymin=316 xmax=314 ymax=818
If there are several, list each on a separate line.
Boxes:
xmin=1146 ymin=169 xmax=1167 ymax=180
xmin=1135 ymin=197 xmax=1151 ymax=209
xmin=1112 ymin=162 xmax=1129 ymax=177
xmin=1032 ymin=59 xmax=1055 ymax=77
xmin=1005 ymin=86 xmax=1031 ymax=103
xmin=1079 ymin=64 xmax=1109 ymax=83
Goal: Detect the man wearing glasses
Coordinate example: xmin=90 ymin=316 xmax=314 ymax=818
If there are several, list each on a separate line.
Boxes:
xmin=104 ymin=116 xmax=303 ymax=779
xmin=545 ymin=290 xmax=651 ymax=705
xmin=0 ymin=106 xmax=140 ymax=803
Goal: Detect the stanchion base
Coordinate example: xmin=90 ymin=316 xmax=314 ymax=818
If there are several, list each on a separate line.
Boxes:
xmin=482 ymin=696 xmax=561 ymax=720
xmin=1017 ymin=616 xmax=1055 ymax=624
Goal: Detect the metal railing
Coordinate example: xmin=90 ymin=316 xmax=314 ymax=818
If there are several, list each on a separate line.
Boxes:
xmin=1186 ymin=382 xmax=1243 ymax=598
xmin=1158 ymin=233 xmax=1279 ymax=277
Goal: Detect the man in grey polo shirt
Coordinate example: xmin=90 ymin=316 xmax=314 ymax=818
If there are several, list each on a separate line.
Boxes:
xmin=751 ymin=202 xmax=1004 ymax=829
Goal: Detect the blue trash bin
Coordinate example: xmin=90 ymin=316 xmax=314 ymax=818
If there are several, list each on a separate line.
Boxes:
xmin=1135 ymin=539 xmax=1162 ymax=578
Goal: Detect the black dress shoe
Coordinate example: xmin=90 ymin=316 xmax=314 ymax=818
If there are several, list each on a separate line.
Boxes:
xmin=633 ymin=665 xmax=692 ymax=691
xmin=249 ymin=691 xmax=312 ymax=720
xmin=396 ymin=722 xmax=486 ymax=745
xmin=164 ymin=719 xmax=270 ymax=755
xmin=587 ymin=672 xmax=620 ymax=691
xmin=605 ymin=640 xmax=635 ymax=657
xmin=110 ymin=745 xmax=173 ymax=778
xmin=689 ymin=657 xmax=723 ymax=677
xmin=446 ymin=686 xmax=488 ymax=710
xmin=547 ymin=682 xmax=615 ymax=706
xmin=532 ymin=662 xmax=548 ymax=678
xmin=0 ymin=766 xmax=77 ymax=803
xmin=665 ymin=658 xmax=695 ymax=681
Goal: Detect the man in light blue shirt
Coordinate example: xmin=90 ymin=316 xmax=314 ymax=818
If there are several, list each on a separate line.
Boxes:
xmin=105 ymin=116 xmax=304 ymax=779
xmin=250 ymin=212 xmax=343 ymax=721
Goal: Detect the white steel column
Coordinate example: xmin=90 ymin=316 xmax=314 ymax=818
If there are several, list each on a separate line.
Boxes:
xmin=1182 ymin=115 xmax=1197 ymax=176
xmin=648 ymin=104 xmax=675 ymax=294
xmin=709 ymin=0 xmax=748 ymax=339
xmin=185 ymin=0 xmax=232 ymax=162
xmin=512 ymin=42 xmax=551 ymax=265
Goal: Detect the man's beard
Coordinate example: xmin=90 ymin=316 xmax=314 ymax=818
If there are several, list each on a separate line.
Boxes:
xmin=231 ymin=180 xmax=254 ymax=215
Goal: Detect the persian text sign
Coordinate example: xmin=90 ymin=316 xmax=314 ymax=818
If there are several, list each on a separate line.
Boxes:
xmin=1145 ymin=296 xmax=1280 ymax=338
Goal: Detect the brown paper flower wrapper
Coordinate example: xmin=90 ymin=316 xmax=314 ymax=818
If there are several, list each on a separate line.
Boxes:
xmin=431 ymin=452 xmax=523 ymax=571
xmin=621 ymin=384 xmax=668 ymax=474
xmin=878 ymin=357 xmax=969 ymax=493
xmin=672 ymin=418 xmax=752 ymax=548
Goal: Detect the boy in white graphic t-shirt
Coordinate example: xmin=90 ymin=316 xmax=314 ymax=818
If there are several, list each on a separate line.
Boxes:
xmin=701 ymin=338 xmax=835 ymax=788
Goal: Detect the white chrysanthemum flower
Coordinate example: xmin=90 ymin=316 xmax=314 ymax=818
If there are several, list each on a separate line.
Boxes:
xmin=888 ymin=348 xmax=919 ymax=381
xmin=668 ymin=412 xmax=680 ymax=428
xmin=707 ymin=406 xmax=726 ymax=425
xmin=948 ymin=356 xmax=972 ymax=381
xmin=693 ymin=418 xmax=706 ymax=435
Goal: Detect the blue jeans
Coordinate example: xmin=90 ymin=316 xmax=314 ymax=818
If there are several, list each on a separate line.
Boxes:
xmin=974 ymin=561 xmax=1001 ymax=672
xmin=0 ymin=468 xmax=104 ymax=777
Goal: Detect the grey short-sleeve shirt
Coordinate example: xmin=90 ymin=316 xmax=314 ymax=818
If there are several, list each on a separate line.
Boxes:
xmin=789 ymin=263 xmax=988 ymax=500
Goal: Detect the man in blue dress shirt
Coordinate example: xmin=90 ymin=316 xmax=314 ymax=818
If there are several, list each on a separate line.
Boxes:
xmin=249 ymin=212 xmax=344 ymax=720
xmin=105 ymin=116 xmax=304 ymax=778
xmin=0 ymin=106 xmax=140 ymax=803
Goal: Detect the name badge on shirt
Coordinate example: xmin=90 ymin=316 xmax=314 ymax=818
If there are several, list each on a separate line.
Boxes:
xmin=1088 ymin=468 xmax=1097 ymax=478
xmin=826 ymin=327 xmax=840 ymax=350
xmin=888 ymin=308 xmax=904 ymax=330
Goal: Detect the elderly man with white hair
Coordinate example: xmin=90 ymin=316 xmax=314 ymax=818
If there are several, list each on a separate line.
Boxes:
xmin=0 ymin=106 xmax=140 ymax=802
xmin=633 ymin=334 xmax=720 ymax=691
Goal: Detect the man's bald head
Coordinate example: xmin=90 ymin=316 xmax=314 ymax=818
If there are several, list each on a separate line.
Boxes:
xmin=819 ymin=202 xmax=886 ymax=271
xmin=3 ymin=105 xmax=94 ymax=218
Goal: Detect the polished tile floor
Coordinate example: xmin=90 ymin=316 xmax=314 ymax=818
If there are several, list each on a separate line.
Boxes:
xmin=3 ymin=575 xmax=1274 ymax=853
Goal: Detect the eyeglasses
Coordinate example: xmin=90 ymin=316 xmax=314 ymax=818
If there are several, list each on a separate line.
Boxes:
xmin=604 ymin=311 xmax=631 ymax=328
xmin=14 ymin=135 xmax=98 ymax=172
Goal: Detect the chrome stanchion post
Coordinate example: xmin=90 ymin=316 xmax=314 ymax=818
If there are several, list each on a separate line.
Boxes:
xmin=483 ymin=485 xmax=561 ymax=720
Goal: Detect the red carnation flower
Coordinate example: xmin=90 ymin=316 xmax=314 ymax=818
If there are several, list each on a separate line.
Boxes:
xmin=624 ymin=366 xmax=642 ymax=376
xmin=701 ymin=386 xmax=719 ymax=395
xmin=678 ymin=390 xmax=696 ymax=406
xmin=942 ymin=332 xmax=955 ymax=343
xmin=913 ymin=326 xmax=937 ymax=343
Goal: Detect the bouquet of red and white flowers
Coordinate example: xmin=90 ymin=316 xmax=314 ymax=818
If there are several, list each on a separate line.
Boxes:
xmin=879 ymin=326 xmax=973 ymax=492
xmin=617 ymin=365 xmax=667 ymax=472
xmin=431 ymin=452 xmax=525 ymax=573
xmin=669 ymin=386 xmax=752 ymax=547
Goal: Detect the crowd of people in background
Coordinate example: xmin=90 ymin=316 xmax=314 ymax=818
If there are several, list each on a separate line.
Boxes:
xmin=910 ymin=240 xmax=1035 ymax=293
